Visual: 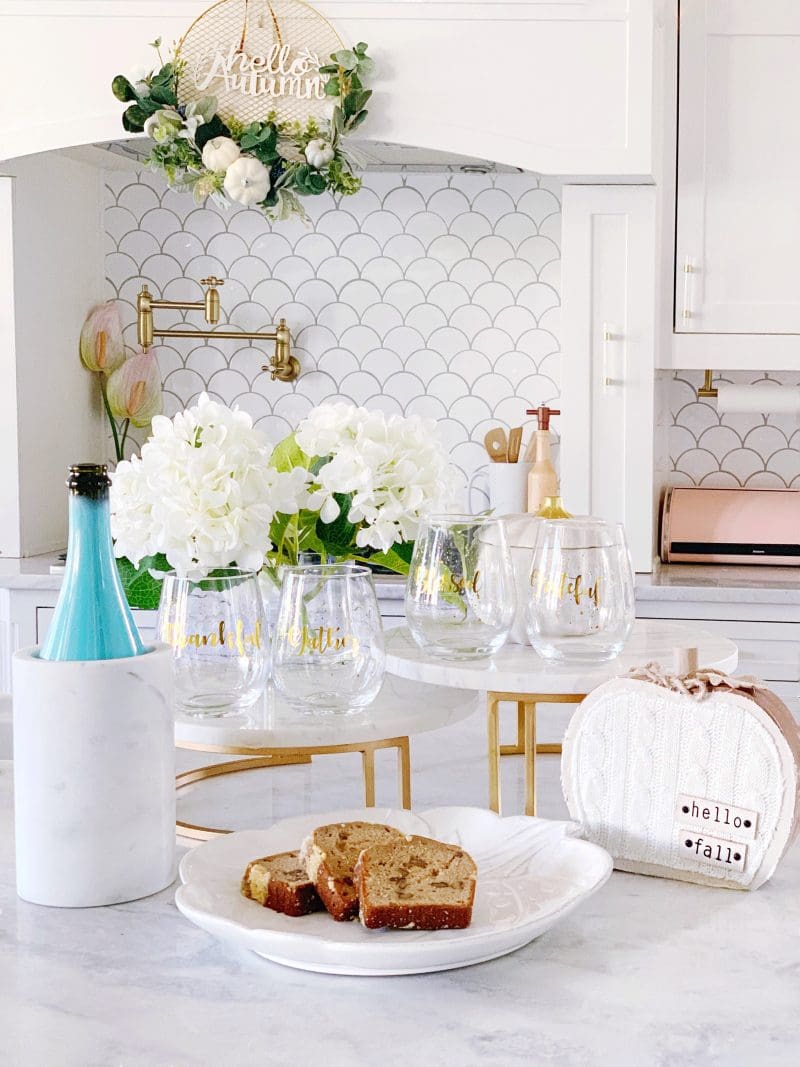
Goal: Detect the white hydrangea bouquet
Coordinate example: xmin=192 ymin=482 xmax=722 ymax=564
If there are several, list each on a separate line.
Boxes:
xmin=111 ymin=394 xmax=457 ymax=609
xmin=268 ymin=401 xmax=457 ymax=575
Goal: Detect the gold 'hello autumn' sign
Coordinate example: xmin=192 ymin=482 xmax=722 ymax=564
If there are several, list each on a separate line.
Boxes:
xmin=177 ymin=0 xmax=345 ymax=126
xmin=111 ymin=0 xmax=373 ymax=221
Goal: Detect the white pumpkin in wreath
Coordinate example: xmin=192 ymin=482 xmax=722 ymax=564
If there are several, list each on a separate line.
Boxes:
xmin=304 ymin=138 xmax=335 ymax=170
xmin=223 ymin=156 xmax=270 ymax=206
xmin=202 ymin=136 xmax=241 ymax=172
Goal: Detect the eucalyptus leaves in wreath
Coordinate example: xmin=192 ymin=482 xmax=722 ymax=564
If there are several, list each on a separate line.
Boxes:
xmin=111 ymin=37 xmax=373 ymax=222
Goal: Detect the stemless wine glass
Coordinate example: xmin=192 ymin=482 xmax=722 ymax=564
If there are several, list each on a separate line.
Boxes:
xmin=271 ymin=564 xmax=385 ymax=714
xmin=157 ymin=568 xmax=269 ymax=716
xmin=405 ymin=514 xmax=516 ymax=659
xmin=526 ymin=519 xmax=634 ymax=662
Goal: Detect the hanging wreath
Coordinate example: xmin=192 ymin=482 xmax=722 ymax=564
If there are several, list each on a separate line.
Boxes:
xmin=111 ymin=33 xmax=372 ymax=222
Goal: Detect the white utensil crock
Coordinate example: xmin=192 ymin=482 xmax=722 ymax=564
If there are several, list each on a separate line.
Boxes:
xmin=469 ymin=462 xmax=532 ymax=515
xmin=12 ymin=643 xmax=176 ymax=907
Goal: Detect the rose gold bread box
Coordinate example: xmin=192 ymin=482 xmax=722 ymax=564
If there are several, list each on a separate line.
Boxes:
xmin=661 ymin=487 xmax=800 ymax=565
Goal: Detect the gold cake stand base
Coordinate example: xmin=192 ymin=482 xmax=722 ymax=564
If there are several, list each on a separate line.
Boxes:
xmin=488 ymin=691 xmax=586 ymax=817
xmin=175 ymin=736 xmax=412 ymax=840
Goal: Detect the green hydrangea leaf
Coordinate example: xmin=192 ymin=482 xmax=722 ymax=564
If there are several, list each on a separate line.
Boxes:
xmin=360 ymin=544 xmax=413 ymax=576
xmin=117 ymin=553 xmax=171 ymax=610
xmin=316 ymin=492 xmax=357 ymax=555
xmin=269 ymin=432 xmax=309 ymax=472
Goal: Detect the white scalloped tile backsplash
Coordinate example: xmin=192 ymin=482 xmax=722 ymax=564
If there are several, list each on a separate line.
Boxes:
xmin=104 ymin=170 xmax=800 ymax=493
xmin=104 ymin=168 xmax=562 ymax=493
xmin=669 ymin=370 xmax=800 ymax=487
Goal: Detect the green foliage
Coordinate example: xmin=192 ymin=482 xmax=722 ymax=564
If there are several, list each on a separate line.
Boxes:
xmin=294 ymin=164 xmax=327 ymax=196
xmin=343 ymin=89 xmax=371 ymax=119
xmin=147 ymin=136 xmax=203 ymax=183
xmin=327 ymin=158 xmax=361 ymax=196
xmin=122 ymin=104 xmax=149 ymax=132
xmin=333 ymin=49 xmax=358 ymax=70
xmin=112 ymin=75 xmax=137 ymax=102
xmin=195 ymin=113 xmax=231 ymax=150
xmin=149 ymin=81 xmax=177 ymax=107
xmin=113 ymin=39 xmax=373 ymax=219
xmin=226 ymin=117 xmax=246 ymax=140
xmin=117 ymin=553 xmax=171 ymax=610
xmin=269 ymin=432 xmax=309 ymax=472
xmin=268 ymin=509 xmax=327 ymax=567
xmin=360 ymin=542 xmax=414 ymax=576
xmin=316 ymin=493 xmax=357 ymax=555
xmin=238 ymin=122 xmax=279 ymax=164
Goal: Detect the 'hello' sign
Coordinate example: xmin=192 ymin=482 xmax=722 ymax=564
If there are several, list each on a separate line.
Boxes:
xmin=562 ymin=673 xmax=800 ymax=890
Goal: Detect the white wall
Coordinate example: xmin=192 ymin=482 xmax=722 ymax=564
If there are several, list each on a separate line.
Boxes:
xmin=0 ymin=153 xmax=105 ymax=556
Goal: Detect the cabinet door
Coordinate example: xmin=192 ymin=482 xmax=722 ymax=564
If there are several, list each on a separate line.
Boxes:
xmin=561 ymin=185 xmax=657 ymax=573
xmin=676 ymin=1 xmax=800 ymax=333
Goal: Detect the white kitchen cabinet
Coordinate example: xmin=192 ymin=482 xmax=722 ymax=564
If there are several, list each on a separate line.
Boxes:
xmin=675 ymin=1 xmax=800 ymax=338
xmin=635 ymin=605 xmax=800 ymax=720
xmin=560 ymin=185 xmax=658 ymax=572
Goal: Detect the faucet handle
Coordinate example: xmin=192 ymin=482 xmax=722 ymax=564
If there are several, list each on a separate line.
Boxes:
xmin=200 ymin=276 xmax=225 ymax=288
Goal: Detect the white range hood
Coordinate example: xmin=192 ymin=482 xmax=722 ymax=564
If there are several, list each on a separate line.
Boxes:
xmin=0 ymin=1 xmax=660 ymax=179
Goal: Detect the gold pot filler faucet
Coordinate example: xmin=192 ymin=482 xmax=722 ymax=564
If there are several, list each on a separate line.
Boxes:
xmin=136 ymin=277 xmax=300 ymax=382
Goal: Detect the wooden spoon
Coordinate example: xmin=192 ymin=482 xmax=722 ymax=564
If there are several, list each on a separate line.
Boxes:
xmin=484 ymin=428 xmax=508 ymax=462
xmin=507 ymin=426 xmax=523 ymax=463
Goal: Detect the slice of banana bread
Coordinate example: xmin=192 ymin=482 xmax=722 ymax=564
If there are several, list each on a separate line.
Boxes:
xmin=355 ymin=834 xmax=477 ymax=930
xmin=300 ymin=822 xmax=407 ymax=922
xmin=241 ymin=850 xmax=323 ymax=918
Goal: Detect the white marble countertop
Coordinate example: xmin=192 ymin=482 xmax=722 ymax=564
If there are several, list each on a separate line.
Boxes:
xmin=4 ymin=553 xmax=800 ymax=606
xmin=636 ymin=560 xmax=800 ymax=604
xmin=3 ymin=711 xmax=800 ymax=1066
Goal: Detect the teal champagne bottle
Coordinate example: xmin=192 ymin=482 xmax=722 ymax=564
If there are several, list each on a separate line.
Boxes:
xmin=39 ymin=464 xmax=145 ymax=661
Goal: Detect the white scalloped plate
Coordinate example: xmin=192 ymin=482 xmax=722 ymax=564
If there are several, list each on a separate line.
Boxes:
xmin=176 ymin=807 xmax=612 ymax=975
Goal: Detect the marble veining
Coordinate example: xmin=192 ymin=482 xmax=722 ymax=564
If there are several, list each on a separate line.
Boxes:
xmin=637 ymin=562 xmax=800 ymax=603
xmin=2 ymin=728 xmax=799 ymax=1065
xmin=385 ymin=621 xmax=739 ymax=693
xmin=175 ymin=674 xmax=478 ymax=749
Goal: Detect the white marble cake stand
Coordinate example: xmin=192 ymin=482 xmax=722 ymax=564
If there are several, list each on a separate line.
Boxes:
xmin=174 ymin=674 xmax=478 ymax=840
xmin=385 ymin=620 xmax=739 ymax=817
